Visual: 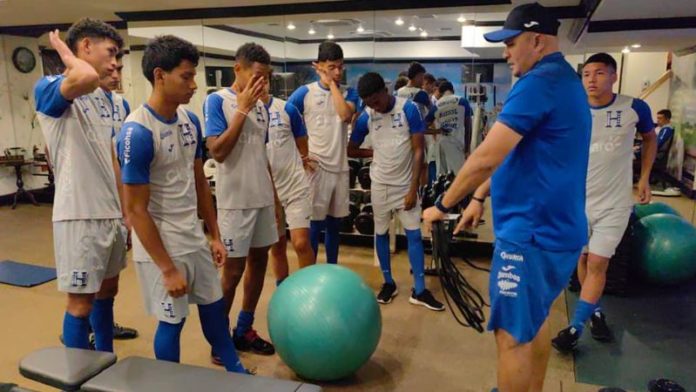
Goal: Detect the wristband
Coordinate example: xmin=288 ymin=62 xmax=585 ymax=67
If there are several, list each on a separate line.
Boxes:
xmin=472 ymin=196 xmax=486 ymax=204
xmin=235 ymin=108 xmax=249 ymax=116
xmin=434 ymin=197 xmax=451 ymax=214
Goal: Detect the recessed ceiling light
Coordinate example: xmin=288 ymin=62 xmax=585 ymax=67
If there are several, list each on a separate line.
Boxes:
xmin=457 ymin=15 xmax=466 ymax=23
xmin=357 ymin=25 xmax=365 ymax=33
xmin=395 ymin=17 xmax=404 ymax=26
xmin=327 ymin=32 xmax=335 ymax=39
xmin=308 ymin=26 xmax=316 ymax=35
xmin=631 ymin=43 xmax=641 ymax=48
xmin=622 ymin=46 xmax=630 ymax=54
xmin=287 ymin=22 xmax=296 ymax=30
xmin=420 ymin=30 xmax=428 ymax=37
xmin=408 ymin=24 xmax=417 ymax=32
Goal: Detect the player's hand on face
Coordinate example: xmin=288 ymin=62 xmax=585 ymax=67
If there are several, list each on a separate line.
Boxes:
xmin=404 ymin=189 xmax=418 ymax=211
xmin=209 ymin=239 xmax=227 ymax=268
xmin=238 ymin=74 xmax=266 ymax=113
xmin=163 ymin=268 xmax=187 ymax=298
xmin=312 ymin=62 xmax=334 ymax=87
xmin=636 ymin=179 xmax=651 ymax=204
xmin=453 ymin=201 xmax=484 ymax=234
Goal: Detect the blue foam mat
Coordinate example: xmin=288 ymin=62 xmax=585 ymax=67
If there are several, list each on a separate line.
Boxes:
xmin=0 ymin=260 xmax=56 ymax=287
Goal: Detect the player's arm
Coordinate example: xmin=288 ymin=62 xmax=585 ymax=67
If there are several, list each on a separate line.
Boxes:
xmin=347 ymin=111 xmax=372 ymax=159
xmin=117 ymin=123 xmax=186 ymax=297
xmin=633 ymin=99 xmax=658 ymax=204
xmin=206 ymin=76 xmax=265 ymax=162
xmin=404 ymin=101 xmax=425 ymax=210
xmin=48 ymin=30 xmax=103 ymax=100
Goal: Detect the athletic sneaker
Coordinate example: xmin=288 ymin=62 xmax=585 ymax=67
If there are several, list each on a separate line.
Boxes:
xmin=409 ymin=289 xmax=445 ymax=311
xmin=113 ymin=322 xmax=138 ymax=340
xmin=551 ymin=326 xmax=580 ymax=353
xmin=377 ymin=282 xmax=398 ymax=304
xmin=648 ymin=378 xmax=686 ymax=392
xmin=590 ymin=311 xmax=613 ymax=342
xmin=233 ymin=328 xmax=275 ymax=356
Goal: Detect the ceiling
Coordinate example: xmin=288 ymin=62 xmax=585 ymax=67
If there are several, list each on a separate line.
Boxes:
xmin=1 ymin=0 xmax=696 ymax=57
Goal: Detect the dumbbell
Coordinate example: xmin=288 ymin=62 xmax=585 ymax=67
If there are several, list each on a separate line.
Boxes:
xmin=361 ymin=203 xmax=373 ymax=214
xmin=349 ymin=189 xmax=363 ymax=204
xmin=339 ymin=215 xmax=355 ymax=233
xmin=358 ymin=165 xmax=371 ymax=190
xmin=349 ymin=201 xmax=361 ymax=220
xmin=354 ymin=211 xmax=374 ymax=235
xmin=362 ymin=190 xmax=371 ymax=204
xmin=348 ymin=159 xmax=362 ymax=189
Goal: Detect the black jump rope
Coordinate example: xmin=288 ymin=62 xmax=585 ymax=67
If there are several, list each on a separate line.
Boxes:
xmin=430 ymin=219 xmax=489 ymax=333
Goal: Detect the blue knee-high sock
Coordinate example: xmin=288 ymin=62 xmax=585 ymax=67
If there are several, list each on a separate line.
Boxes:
xmin=154 ymin=319 xmax=185 ymax=362
xmin=405 ymin=229 xmax=426 ymax=295
xmin=570 ymin=299 xmax=597 ymax=335
xmin=594 ymin=299 xmax=602 ymax=314
xmin=89 ymin=298 xmax=114 ymax=352
xmin=309 ymin=220 xmax=325 ymax=259
xmin=325 ymin=216 xmax=341 ymax=264
xmin=199 ymin=300 xmax=245 ymax=373
xmin=63 ymin=312 xmax=91 ymax=349
xmin=376 ymin=232 xmax=394 ymax=284
xmin=235 ymin=310 xmax=254 ymax=338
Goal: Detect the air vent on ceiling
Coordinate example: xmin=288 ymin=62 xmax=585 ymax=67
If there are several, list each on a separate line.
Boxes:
xmin=349 ymin=30 xmax=393 ymax=38
xmin=439 ymin=27 xmax=453 ymax=31
xmin=311 ymin=19 xmax=361 ymax=27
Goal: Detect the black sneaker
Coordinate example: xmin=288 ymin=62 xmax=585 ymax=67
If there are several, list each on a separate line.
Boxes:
xmin=233 ymin=328 xmax=275 ymax=356
xmin=409 ymin=289 xmax=445 ymax=311
xmin=551 ymin=326 xmax=579 ymax=354
xmin=590 ymin=311 xmax=613 ymax=342
xmin=113 ymin=322 xmax=138 ymax=340
xmin=648 ymin=378 xmax=686 ymax=392
xmin=377 ymin=283 xmax=398 ymax=304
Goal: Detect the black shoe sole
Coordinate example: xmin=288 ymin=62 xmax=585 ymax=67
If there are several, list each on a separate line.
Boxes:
xmin=377 ymin=288 xmax=399 ymax=304
xmin=590 ymin=331 xmax=613 ymax=342
xmin=551 ymin=339 xmax=577 ymax=354
xmin=408 ymin=296 xmax=445 ymax=311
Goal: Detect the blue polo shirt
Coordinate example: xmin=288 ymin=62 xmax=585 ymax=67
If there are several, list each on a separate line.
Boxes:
xmin=491 ymin=52 xmax=591 ymax=251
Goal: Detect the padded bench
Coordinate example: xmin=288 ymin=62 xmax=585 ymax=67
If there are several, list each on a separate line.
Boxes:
xmin=19 ymin=347 xmax=322 ymax=392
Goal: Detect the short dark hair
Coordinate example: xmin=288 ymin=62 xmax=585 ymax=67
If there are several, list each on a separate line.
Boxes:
xmin=318 ymin=41 xmax=343 ymax=62
xmin=435 ymin=77 xmax=449 ymax=88
xmin=438 ymin=81 xmax=454 ymax=95
xmin=358 ymin=72 xmax=386 ymax=99
xmin=423 ymin=73 xmax=436 ymax=84
xmin=394 ymin=76 xmax=409 ymax=92
xmin=236 ymin=42 xmax=271 ymax=65
xmin=658 ymin=109 xmax=672 ymax=120
xmin=407 ymin=62 xmax=426 ymax=80
xmin=66 ymin=18 xmax=123 ymax=53
xmin=584 ymin=52 xmax=617 ymax=71
xmin=142 ymin=35 xmax=199 ymax=84
xmin=398 ymin=70 xmax=408 ymax=78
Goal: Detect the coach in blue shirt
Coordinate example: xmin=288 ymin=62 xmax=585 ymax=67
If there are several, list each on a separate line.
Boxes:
xmin=423 ymin=3 xmax=591 ymax=391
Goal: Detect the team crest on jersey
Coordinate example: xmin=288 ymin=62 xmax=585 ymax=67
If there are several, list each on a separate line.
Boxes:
xmin=605 ymin=110 xmax=623 ymax=128
xmin=269 ymin=111 xmax=282 ymax=127
xmin=391 ymin=113 xmax=404 ymax=128
xmin=179 ymin=123 xmax=196 ymax=147
xmin=70 ymin=270 xmax=88 ymax=287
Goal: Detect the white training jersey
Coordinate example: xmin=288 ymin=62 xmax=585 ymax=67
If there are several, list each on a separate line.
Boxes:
xmin=265 ymin=97 xmax=311 ymax=204
xmin=34 ymin=75 xmax=122 ymax=222
xmin=587 ymin=94 xmax=654 ymax=211
xmin=396 ymin=86 xmax=431 ymax=120
xmin=116 ymin=105 xmax=208 ymax=262
xmin=204 ymin=88 xmax=274 ymax=209
xmin=105 ymin=91 xmax=131 ymax=138
xmin=350 ymin=97 xmax=425 ymax=187
xmin=425 ymin=93 xmax=473 ymax=151
xmin=287 ymin=82 xmax=360 ymax=173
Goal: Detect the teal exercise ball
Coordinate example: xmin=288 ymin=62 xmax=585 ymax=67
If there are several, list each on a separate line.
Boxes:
xmin=634 ymin=213 xmax=696 ymax=285
xmin=633 ymin=202 xmax=681 ymax=220
xmin=267 ymin=264 xmax=381 ymax=381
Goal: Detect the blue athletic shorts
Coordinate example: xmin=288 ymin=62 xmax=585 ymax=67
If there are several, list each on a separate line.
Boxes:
xmin=487 ymin=238 xmax=581 ymax=344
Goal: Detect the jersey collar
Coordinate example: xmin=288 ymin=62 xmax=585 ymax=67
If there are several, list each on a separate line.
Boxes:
xmin=144 ymin=104 xmax=178 ymax=125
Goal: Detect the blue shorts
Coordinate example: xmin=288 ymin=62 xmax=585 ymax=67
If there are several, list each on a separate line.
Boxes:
xmin=487 ymin=239 xmax=581 ymax=344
